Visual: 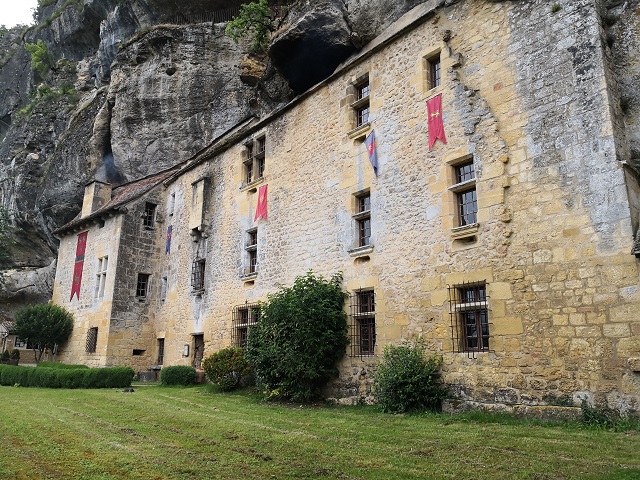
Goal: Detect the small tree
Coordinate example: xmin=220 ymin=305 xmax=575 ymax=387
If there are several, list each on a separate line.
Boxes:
xmin=246 ymin=271 xmax=348 ymax=402
xmin=13 ymin=304 xmax=73 ymax=363
xmin=225 ymin=0 xmax=276 ymax=53
xmin=373 ymin=339 xmax=448 ymax=414
xmin=25 ymin=39 xmax=54 ymax=80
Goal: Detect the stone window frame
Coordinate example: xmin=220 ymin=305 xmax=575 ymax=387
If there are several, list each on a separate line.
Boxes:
xmin=168 ymin=192 xmax=176 ymax=217
xmin=446 ymin=154 xmax=480 ymax=241
xmin=346 ymin=72 xmax=372 ymax=140
xmin=420 ymin=46 xmax=446 ymax=95
xmin=136 ymin=273 xmax=151 ymax=299
xmin=349 ymin=189 xmax=374 ymax=258
xmin=157 ymin=338 xmax=165 ymax=365
xmin=94 ymin=256 xmax=108 ymax=299
xmin=231 ymin=302 xmax=260 ymax=349
xmin=241 ymin=135 xmax=266 ymax=191
xmin=348 ymin=288 xmax=376 ymax=357
xmin=244 ymin=227 xmax=258 ymax=277
xmin=448 ymin=281 xmax=491 ymax=357
xmin=160 ymin=275 xmax=168 ymax=301
xmin=424 ymin=49 xmax=442 ymax=91
xmin=85 ymin=326 xmax=98 ymax=353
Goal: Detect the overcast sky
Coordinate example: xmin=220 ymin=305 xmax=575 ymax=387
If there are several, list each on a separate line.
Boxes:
xmin=1 ymin=0 xmax=39 ymax=27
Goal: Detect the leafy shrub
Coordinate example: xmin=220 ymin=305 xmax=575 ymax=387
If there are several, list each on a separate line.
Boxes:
xmin=373 ymin=340 xmax=448 ymax=413
xmin=580 ymin=399 xmax=620 ymax=429
xmin=160 ymin=365 xmax=197 ymax=386
xmin=246 ymin=271 xmax=348 ymax=402
xmin=9 ymin=349 xmax=19 ymax=360
xmin=1 ymin=350 xmax=9 ymax=361
xmin=203 ymin=347 xmax=251 ymax=391
xmin=37 ymin=361 xmax=89 ymax=369
xmin=225 ymin=0 xmax=274 ymax=53
xmin=0 ymin=365 xmax=133 ymax=388
xmin=25 ymin=40 xmax=54 ymax=79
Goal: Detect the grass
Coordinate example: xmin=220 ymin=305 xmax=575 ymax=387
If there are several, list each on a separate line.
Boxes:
xmin=0 ymin=385 xmax=638 ymax=479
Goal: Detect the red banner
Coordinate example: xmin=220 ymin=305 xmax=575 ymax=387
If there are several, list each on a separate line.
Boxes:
xmin=254 ymin=184 xmax=268 ymax=221
xmin=427 ymin=93 xmax=447 ymax=150
xmin=70 ymin=231 xmax=88 ymax=301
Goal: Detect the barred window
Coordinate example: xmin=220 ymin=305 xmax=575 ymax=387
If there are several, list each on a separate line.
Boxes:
xmin=232 ymin=303 xmax=260 ymax=348
xmin=191 ymin=258 xmax=206 ymax=291
xmin=86 ymin=327 xmax=98 ymax=353
xmin=136 ymin=273 xmax=150 ymax=298
xmin=349 ymin=289 xmax=376 ymax=357
xmin=449 ymin=282 xmax=490 ymax=357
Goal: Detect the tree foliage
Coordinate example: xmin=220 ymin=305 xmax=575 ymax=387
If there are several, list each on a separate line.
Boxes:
xmin=373 ymin=339 xmax=448 ymax=413
xmin=225 ymin=0 xmax=274 ymax=53
xmin=246 ymin=271 xmax=348 ymax=402
xmin=25 ymin=39 xmax=53 ymax=80
xmin=14 ymin=304 xmax=74 ymax=363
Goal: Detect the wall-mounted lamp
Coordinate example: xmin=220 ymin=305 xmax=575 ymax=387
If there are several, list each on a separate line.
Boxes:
xmin=183 ymin=344 xmax=190 ymax=357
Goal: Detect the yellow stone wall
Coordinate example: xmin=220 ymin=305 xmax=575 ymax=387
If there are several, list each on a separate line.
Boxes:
xmin=53 ymin=0 xmax=640 ymax=410
xmin=53 ymin=215 xmax=123 ymax=367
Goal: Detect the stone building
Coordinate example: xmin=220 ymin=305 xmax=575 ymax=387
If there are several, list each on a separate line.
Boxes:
xmin=53 ymin=0 xmax=640 ymax=413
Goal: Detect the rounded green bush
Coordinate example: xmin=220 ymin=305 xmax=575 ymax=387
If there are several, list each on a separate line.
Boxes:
xmin=160 ymin=365 xmax=197 ymax=386
xmin=246 ymin=271 xmax=348 ymax=402
xmin=373 ymin=340 xmax=448 ymax=413
xmin=203 ymin=347 xmax=251 ymax=391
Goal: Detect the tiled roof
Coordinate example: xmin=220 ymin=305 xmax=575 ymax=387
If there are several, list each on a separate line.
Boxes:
xmin=54 ymin=167 xmax=179 ymax=235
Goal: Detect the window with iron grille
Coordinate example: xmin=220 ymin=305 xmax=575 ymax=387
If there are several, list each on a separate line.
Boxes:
xmin=157 ymin=338 xmax=165 ymax=365
xmin=232 ymin=303 xmax=261 ymax=348
xmin=448 ymin=282 xmax=490 ymax=357
xmin=143 ymin=202 xmax=156 ymax=228
xmin=191 ymin=258 xmax=206 ymax=291
xmin=95 ymin=256 xmax=108 ymax=299
xmin=246 ymin=228 xmax=258 ymax=275
xmin=349 ymin=289 xmax=376 ymax=357
xmin=353 ymin=192 xmax=371 ymax=248
xmin=86 ymin=327 xmax=98 ymax=353
xmin=450 ymin=160 xmax=477 ymax=227
xmin=136 ymin=273 xmax=150 ymax=298
xmin=427 ymin=54 xmax=441 ymax=89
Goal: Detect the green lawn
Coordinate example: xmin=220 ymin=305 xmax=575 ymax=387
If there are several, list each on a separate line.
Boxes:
xmin=0 ymin=385 xmax=638 ymax=480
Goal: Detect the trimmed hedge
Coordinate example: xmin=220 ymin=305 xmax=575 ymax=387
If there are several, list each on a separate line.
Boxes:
xmin=37 ymin=361 xmax=89 ymax=369
xmin=203 ymin=347 xmax=252 ymax=391
xmin=160 ymin=365 xmax=197 ymax=386
xmin=0 ymin=365 xmax=134 ymax=388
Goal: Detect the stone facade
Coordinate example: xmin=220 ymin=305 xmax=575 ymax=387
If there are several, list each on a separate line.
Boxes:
xmin=53 ymin=0 xmax=640 ymax=413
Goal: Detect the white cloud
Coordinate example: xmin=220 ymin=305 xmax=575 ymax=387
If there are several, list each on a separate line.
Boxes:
xmin=1 ymin=0 xmax=39 ymax=28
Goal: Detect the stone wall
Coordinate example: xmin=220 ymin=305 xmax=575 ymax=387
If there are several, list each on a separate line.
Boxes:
xmin=52 ymin=215 xmax=123 ymax=367
xmin=54 ymin=0 xmax=640 ymax=412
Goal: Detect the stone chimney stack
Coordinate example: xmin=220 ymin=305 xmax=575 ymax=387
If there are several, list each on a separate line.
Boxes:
xmin=81 ymin=180 xmax=112 ymax=218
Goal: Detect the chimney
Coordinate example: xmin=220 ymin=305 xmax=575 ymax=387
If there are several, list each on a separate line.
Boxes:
xmin=81 ymin=180 xmax=112 ymax=218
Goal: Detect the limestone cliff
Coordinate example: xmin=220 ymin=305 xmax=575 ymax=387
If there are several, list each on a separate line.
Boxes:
xmin=0 ymin=0 xmax=638 ymax=313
